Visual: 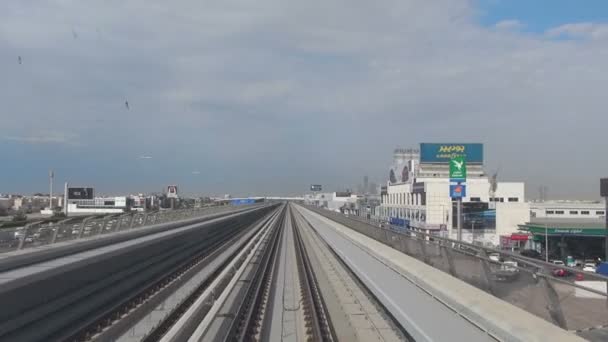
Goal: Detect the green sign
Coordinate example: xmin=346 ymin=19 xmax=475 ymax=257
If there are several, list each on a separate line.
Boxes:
xmin=521 ymin=225 xmax=607 ymax=236
xmin=449 ymin=156 xmax=467 ymax=180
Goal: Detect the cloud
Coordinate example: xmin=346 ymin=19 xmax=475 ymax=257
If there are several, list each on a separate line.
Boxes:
xmin=494 ymin=20 xmax=524 ymax=31
xmin=1 ymin=1 xmax=608 ymax=197
xmin=545 ymin=22 xmax=608 ymax=40
xmin=4 ymin=132 xmax=78 ymax=145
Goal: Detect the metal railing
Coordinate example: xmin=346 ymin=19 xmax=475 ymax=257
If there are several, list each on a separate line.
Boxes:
xmin=2 ymin=206 xmax=242 ymax=255
xmin=309 ymin=206 xmax=608 ymax=332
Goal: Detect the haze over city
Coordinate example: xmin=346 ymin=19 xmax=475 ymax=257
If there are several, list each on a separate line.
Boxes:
xmin=2 ymin=0 xmax=608 ymax=198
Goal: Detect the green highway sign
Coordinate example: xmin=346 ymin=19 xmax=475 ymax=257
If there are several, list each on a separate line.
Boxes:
xmin=449 ymin=156 xmax=467 ymax=181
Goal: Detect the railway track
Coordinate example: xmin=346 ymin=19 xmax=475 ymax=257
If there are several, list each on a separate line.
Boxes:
xmin=0 ymin=205 xmax=278 ymax=342
xmin=0 ymin=202 xmax=410 ymax=342
xmin=179 ymin=203 xmax=406 ymax=342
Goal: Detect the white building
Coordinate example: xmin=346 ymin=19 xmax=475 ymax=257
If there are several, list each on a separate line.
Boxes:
xmin=377 ymin=145 xmax=529 ymax=247
xmin=67 ymin=197 xmax=130 ymax=214
xmin=305 ymin=192 xmax=361 ymax=213
xmin=530 ymin=201 xmax=606 ymax=220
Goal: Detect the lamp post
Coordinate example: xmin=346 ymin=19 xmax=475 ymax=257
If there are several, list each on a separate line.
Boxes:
xmin=545 ymin=223 xmax=549 ymax=263
xmin=471 ymin=220 xmax=475 ymax=244
xmin=601 ymin=178 xmax=608 ymax=302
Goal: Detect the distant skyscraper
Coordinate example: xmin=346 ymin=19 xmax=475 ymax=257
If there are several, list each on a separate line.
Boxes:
xmin=363 ymin=176 xmax=369 ymax=194
xmin=369 ymin=181 xmax=378 ymax=195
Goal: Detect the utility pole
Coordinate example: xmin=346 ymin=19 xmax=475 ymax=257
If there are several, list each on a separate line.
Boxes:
xmin=471 ymin=220 xmax=475 ymax=244
xmin=601 ymin=178 xmax=608 ymax=300
xmin=49 ymin=170 xmax=54 ymax=210
xmin=545 ymin=223 xmax=549 ymax=263
xmin=64 ymin=182 xmax=69 ymax=216
xmin=457 ymin=198 xmax=462 ymax=241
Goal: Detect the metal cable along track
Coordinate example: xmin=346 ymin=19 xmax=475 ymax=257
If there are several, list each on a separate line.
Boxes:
xmin=139 ymin=210 xmax=280 ymax=342
xmin=209 ymin=204 xmax=336 ymax=341
xmin=220 ymin=203 xmax=286 ymax=341
xmin=290 ymin=206 xmax=336 ymax=342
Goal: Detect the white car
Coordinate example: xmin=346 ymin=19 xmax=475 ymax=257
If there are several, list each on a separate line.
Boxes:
xmin=489 ymin=253 xmax=500 ymax=262
xmin=501 ymin=261 xmax=519 ymax=273
xmin=552 ymin=260 xmax=565 ymax=266
xmin=583 ymin=263 xmax=596 ymax=273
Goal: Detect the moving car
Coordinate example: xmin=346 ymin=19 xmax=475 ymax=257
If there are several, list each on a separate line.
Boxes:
xmin=552 ymin=260 xmax=565 ymax=266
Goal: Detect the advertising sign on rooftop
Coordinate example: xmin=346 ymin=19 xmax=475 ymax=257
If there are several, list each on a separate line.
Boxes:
xmin=310 ymin=184 xmax=322 ymax=192
xmin=68 ymin=187 xmax=94 ymax=200
xmin=420 ymin=143 xmax=483 ymax=164
xmin=449 ymin=156 xmax=467 ymax=181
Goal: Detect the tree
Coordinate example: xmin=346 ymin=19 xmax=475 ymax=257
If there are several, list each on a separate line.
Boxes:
xmin=52 ymin=212 xmax=66 ymax=219
xmin=12 ymin=212 xmax=27 ymax=222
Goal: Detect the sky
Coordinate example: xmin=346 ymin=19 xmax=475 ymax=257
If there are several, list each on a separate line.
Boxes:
xmin=1 ymin=0 xmax=608 ymax=199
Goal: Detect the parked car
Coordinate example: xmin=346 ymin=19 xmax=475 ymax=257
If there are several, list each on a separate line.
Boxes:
xmin=502 ymin=261 xmax=519 ymax=273
xmin=585 ymin=259 xmax=598 ymax=266
xmin=583 ymin=263 xmax=597 ymax=273
xmin=493 ymin=261 xmax=520 ymax=282
xmin=489 ymin=253 xmax=501 ymax=262
xmin=566 ymin=256 xmax=576 ymax=268
xmin=552 ymin=268 xmax=570 ymax=277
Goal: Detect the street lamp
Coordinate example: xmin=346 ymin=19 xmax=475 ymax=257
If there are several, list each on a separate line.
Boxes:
xmin=545 ymin=223 xmax=549 ymax=263
xmin=600 ymin=178 xmax=608 ymax=266
xmin=471 ymin=220 xmax=476 ymax=244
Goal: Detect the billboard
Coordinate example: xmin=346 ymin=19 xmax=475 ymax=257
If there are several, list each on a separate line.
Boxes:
xmin=601 ymin=178 xmax=608 ymax=197
xmin=420 ymin=143 xmax=483 ymax=164
xmin=450 ymin=184 xmax=466 ymax=198
xmin=310 ymin=184 xmax=322 ymax=192
xmin=231 ymin=198 xmax=256 ymax=205
xmin=167 ymin=185 xmax=179 ymax=199
xmin=67 ymin=187 xmax=94 ymax=200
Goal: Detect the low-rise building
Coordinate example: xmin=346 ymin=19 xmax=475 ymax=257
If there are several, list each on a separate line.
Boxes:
xmin=377 ymin=145 xmax=529 ymax=247
xmin=12 ymin=196 xmax=62 ymax=212
xmin=530 ymin=201 xmax=605 ymax=220
xmin=67 ymin=197 xmax=131 ymax=214
xmin=305 ymin=192 xmax=361 ymax=213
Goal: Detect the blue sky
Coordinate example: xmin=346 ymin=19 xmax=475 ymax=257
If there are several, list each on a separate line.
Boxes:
xmin=1 ymin=0 xmax=608 ymax=198
xmin=478 ymin=0 xmax=608 ymax=32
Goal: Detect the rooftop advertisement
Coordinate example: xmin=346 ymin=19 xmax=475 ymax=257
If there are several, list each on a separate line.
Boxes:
xmin=420 ymin=143 xmax=483 ymax=164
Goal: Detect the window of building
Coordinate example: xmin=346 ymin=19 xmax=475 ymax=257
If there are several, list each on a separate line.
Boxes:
xmin=555 ymin=210 xmax=564 ymax=214
xmin=546 ymin=210 xmax=555 ymax=214
xmin=581 ymin=211 xmax=590 ymax=215
xmin=499 ymin=198 xmax=504 ymax=202
xmin=597 ymin=211 xmax=605 ymax=215
xmin=508 ymin=197 xmax=518 ymax=202
xmin=569 ymin=211 xmax=578 ymax=215
xmin=470 ymin=197 xmax=481 ymax=202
